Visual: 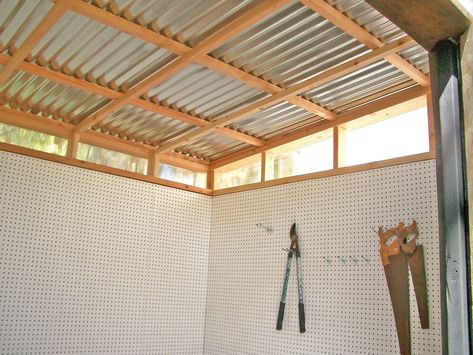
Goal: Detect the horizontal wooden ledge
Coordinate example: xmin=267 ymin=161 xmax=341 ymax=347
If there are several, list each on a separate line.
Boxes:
xmin=0 ymin=142 xmax=212 ymax=196
xmin=212 ymin=151 xmax=436 ymax=196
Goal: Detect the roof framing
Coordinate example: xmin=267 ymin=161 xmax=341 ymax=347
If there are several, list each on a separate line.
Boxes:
xmin=154 ymin=35 xmax=417 ymax=155
xmin=0 ymin=54 xmax=264 ymax=147
xmin=66 ymin=0 xmax=336 ymax=120
xmin=72 ymin=0 xmax=293 ymax=133
xmin=301 ymin=0 xmax=430 ymax=87
xmin=0 ymin=0 xmax=432 ymax=173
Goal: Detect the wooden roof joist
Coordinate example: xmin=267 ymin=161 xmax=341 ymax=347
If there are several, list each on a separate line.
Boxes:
xmin=0 ymin=0 xmax=70 ymax=84
xmin=0 ymin=54 xmax=264 ymax=147
xmin=64 ymin=0 xmax=336 ymax=120
xmin=155 ymin=35 xmax=417 ymax=155
xmin=0 ymin=106 xmax=209 ymax=172
xmin=210 ymin=84 xmax=427 ymax=169
xmin=72 ymin=0 xmax=293 ymax=133
xmin=301 ymin=0 xmax=430 ymax=87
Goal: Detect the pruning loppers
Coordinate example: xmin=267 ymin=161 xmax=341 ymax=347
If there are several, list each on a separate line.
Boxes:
xmin=276 ymin=223 xmax=306 ymax=333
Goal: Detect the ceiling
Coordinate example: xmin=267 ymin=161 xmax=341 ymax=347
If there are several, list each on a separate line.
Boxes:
xmin=0 ymin=0 xmax=430 ymax=165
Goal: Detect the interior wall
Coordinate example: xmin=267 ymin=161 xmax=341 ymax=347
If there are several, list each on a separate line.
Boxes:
xmin=0 ymin=151 xmax=211 ymax=354
xmin=206 ymin=160 xmax=441 ymax=354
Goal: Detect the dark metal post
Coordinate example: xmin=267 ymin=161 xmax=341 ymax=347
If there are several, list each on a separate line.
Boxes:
xmin=429 ymin=39 xmax=471 ymax=355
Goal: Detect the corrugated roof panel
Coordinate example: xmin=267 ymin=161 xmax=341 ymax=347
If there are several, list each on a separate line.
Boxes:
xmin=398 ymin=45 xmax=429 ymax=74
xmin=302 ymin=60 xmax=416 ymax=113
xmin=94 ymin=104 xmax=193 ymax=145
xmin=228 ymin=101 xmax=318 ymax=138
xmin=0 ymin=70 xmax=110 ymax=122
xmin=146 ymin=63 xmax=266 ymax=119
xmin=211 ymin=1 xmax=367 ymax=88
xmin=176 ymin=132 xmax=249 ymax=161
xmin=0 ymin=0 xmax=53 ymax=52
xmin=29 ymin=11 xmax=176 ymax=89
xmin=88 ymin=0 xmax=256 ymax=46
xmin=329 ymin=0 xmax=405 ymax=43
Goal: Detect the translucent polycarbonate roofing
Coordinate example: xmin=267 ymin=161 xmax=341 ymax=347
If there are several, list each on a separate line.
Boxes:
xmin=0 ymin=0 xmax=430 ymax=162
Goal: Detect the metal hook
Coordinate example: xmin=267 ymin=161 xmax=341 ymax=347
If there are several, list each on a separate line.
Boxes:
xmin=362 ymin=255 xmax=370 ymax=263
xmin=256 ymin=223 xmax=273 ymax=234
xmin=349 ymin=256 xmax=358 ymax=263
xmin=337 ymin=256 xmax=346 ymax=264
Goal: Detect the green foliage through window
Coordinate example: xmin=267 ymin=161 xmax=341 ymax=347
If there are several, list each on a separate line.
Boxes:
xmin=77 ymin=143 xmax=148 ymax=175
xmin=0 ymin=123 xmax=67 ymax=156
xmin=158 ymin=163 xmax=207 ymax=188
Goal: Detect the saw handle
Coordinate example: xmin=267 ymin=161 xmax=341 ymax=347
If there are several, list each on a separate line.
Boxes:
xmin=276 ymin=301 xmax=285 ymax=330
xmin=298 ymin=303 xmax=306 ymax=333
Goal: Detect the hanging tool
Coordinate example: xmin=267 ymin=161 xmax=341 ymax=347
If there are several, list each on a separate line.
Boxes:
xmin=378 ymin=221 xmax=429 ymax=355
xmin=276 ymin=223 xmax=305 ymax=333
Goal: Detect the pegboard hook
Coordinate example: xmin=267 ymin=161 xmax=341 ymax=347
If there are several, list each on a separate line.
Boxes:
xmin=323 ymin=256 xmax=332 ymax=264
xmin=362 ymin=255 xmax=370 ymax=264
xmin=337 ymin=256 xmax=346 ymax=264
xmin=256 ymin=223 xmax=273 ymax=234
xmin=349 ymin=256 xmax=358 ymax=263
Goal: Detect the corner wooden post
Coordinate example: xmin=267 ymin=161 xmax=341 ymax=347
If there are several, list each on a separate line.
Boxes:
xmin=147 ymin=151 xmax=159 ymax=177
xmin=66 ymin=132 xmax=80 ymax=159
xmin=333 ymin=126 xmax=346 ymax=168
xmin=261 ymin=152 xmax=266 ymax=182
xmin=207 ymin=169 xmax=215 ymax=190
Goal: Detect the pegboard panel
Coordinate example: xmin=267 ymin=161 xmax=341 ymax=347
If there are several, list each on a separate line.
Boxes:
xmin=205 ymin=160 xmax=440 ymax=355
xmin=0 ymin=151 xmax=211 ymax=354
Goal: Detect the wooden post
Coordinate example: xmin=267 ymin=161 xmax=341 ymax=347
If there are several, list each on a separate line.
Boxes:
xmin=207 ymin=169 xmax=215 ymax=190
xmin=333 ymin=126 xmax=346 ymax=168
xmin=261 ymin=151 xmax=266 ymax=182
xmin=147 ymin=151 xmax=159 ymax=177
xmin=66 ymin=132 xmax=80 ymax=159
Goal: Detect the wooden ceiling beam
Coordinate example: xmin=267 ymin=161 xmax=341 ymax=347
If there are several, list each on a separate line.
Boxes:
xmin=210 ymin=85 xmax=427 ymax=169
xmin=0 ymin=54 xmax=264 ymax=147
xmin=72 ymin=0 xmax=291 ymax=133
xmin=0 ymin=0 xmax=70 ymax=84
xmin=155 ymin=36 xmax=416 ymax=155
xmin=301 ymin=0 xmax=430 ymax=87
xmin=0 ymin=106 xmax=209 ymax=172
xmin=66 ymin=0 xmax=335 ymax=119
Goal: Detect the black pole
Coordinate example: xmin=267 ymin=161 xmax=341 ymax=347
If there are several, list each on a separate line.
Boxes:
xmin=429 ymin=39 xmax=471 ymax=355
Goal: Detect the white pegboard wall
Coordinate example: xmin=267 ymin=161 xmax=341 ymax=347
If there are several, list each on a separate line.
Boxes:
xmin=0 ymin=151 xmax=211 ymax=354
xmin=205 ymin=160 xmax=440 ymax=355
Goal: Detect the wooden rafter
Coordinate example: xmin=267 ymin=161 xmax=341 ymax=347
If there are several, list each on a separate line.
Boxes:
xmin=301 ymin=0 xmax=430 ymax=87
xmin=210 ymin=85 xmax=427 ymax=169
xmin=0 ymin=0 xmax=70 ymax=84
xmin=0 ymin=106 xmax=209 ymax=172
xmin=155 ymin=36 xmax=416 ymax=155
xmin=0 ymin=54 xmax=264 ymax=147
xmin=65 ymin=0 xmax=336 ymax=120
xmin=72 ymin=0 xmax=291 ymax=133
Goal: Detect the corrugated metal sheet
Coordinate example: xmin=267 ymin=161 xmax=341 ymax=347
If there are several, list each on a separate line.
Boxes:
xmin=89 ymin=0 xmax=257 ymax=46
xmin=94 ymin=104 xmax=193 ymax=145
xmin=228 ymin=101 xmax=318 ymax=138
xmin=0 ymin=0 xmax=53 ymax=52
xmin=211 ymin=2 xmax=368 ymax=88
xmin=0 ymin=69 xmax=110 ymax=122
xmin=176 ymin=132 xmax=249 ymax=161
xmin=33 ymin=11 xmax=177 ymax=89
xmin=301 ymin=60 xmax=414 ymax=113
xmin=146 ymin=63 xmax=267 ymax=119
